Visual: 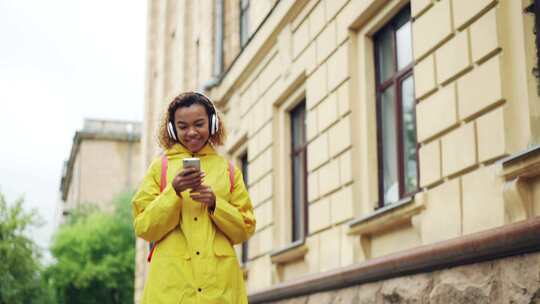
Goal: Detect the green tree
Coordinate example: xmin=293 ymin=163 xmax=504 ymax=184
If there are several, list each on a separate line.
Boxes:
xmin=0 ymin=193 xmax=53 ymax=304
xmin=46 ymin=192 xmax=135 ymax=304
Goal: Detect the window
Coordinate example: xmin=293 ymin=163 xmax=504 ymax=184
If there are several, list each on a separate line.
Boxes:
xmin=290 ymin=101 xmax=308 ymax=242
xmin=239 ymin=152 xmax=249 ymax=264
xmin=374 ymin=6 xmax=418 ymax=207
xmin=240 ymin=0 xmax=250 ymax=47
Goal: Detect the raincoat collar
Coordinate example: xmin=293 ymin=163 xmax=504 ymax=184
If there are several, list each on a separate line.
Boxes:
xmin=165 ymin=143 xmax=216 ymax=157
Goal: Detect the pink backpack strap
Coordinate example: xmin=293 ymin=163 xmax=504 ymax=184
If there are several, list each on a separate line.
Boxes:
xmin=228 ymin=160 xmax=235 ymax=193
xmin=160 ymin=154 xmax=168 ymax=192
xmin=148 ymin=154 xmax=168 ymax=263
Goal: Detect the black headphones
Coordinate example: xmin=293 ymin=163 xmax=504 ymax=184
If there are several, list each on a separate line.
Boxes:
xmin=167 ymin=92 xmax=220 ymax=142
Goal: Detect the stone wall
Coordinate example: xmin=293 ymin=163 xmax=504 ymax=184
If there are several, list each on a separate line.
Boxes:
xmin=269 ymin=252 xmax=540 ymax=304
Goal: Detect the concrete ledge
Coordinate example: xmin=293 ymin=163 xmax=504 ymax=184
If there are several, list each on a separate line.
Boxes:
xmin=500 ymin=144 xmax=540 ymax=179
xmin=500 ymin=145 xmax=540 ymax=226
xmin=249 ymin=216 xmax=540 ymax=303
xmin=347 ymin=196 xmax=423 ymax=236
xmin=270 ymin=239 xmax=308 ymax=264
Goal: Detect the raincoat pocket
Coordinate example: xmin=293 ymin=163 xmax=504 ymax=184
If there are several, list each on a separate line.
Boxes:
xmin=154 ymin=228 xmax=190 ymax=258
xmin=144 ymin=256 xmax=189 ymax=304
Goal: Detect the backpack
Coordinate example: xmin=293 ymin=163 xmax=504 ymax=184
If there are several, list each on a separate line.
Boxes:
xmin=147 ymin=155 xmax=235 ymax=262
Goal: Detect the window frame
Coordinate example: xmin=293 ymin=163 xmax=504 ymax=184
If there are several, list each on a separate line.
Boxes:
xmin=271 ymin=84 xmax=308 ymax=252
xmin=373 ymin=6 xmax=419 ymax=208
xmin=270 ymin=88 xmax=310 ymax=267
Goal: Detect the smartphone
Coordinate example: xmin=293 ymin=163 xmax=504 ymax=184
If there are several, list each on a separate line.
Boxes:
xmin=183 ymin=157 xmax=201 ymax=172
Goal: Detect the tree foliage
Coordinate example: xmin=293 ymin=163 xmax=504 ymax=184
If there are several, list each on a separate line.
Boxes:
xmin=0 ymin=193 xmax=53 ymax=304
xmin=46 ymin=192 xmax=135 ymax=304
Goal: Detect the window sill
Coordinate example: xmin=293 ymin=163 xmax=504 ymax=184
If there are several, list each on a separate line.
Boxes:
xmin=500 ymin=144 xmax=540 ymax=222
xmin=270 ymin=239 xmax=308 ymax=265
xmin=500 ymin=144 xmax=540 ymax=179
xmin=347 ymin=196 xmax=424 ymax=236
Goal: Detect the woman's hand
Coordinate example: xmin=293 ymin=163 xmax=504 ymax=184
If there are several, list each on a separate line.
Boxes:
xmin=190 ymin=185 xmax=216 ymax=212
xmin=172 ymin=167 xmax=204 ymax=195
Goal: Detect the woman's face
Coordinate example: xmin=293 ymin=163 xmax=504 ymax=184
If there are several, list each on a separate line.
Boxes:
xmin=174 ymin=103 xmax=210 ymax=153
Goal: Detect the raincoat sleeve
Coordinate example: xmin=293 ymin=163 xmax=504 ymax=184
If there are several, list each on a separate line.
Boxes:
xmin=131 ymin=158 xmax=182 ymax=242
xmin=210 ymin=165 xmax=256 ymax=245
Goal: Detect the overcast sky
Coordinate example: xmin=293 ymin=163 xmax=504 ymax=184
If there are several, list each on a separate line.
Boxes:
xmin=0 ymin=0 xmax=147 ymax=262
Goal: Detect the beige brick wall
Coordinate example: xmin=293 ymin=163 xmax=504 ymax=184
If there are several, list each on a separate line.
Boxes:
xmin=66 ymin=139 xmax=141 ymax=212
xmin=416 ymin=83 xmax=458 ymax=142
xmin=441 ymin=122 xmax=477 ymax=177
xmin=461 ymin=165 xmax=505 ymax=235
xmin=420 ymin=178 xmax=462 ymax=244
xmin=418 ymin=139 xmax=441 ymax=187
xmin=412 ymin=0 xmax=452 ymax=60
xmin=139 ymin=0 xmax=540 ymax=300
xmin=411 ymin=0 xmax=526 ymax=250
xmin=223 ymin=0 xmax=241 ymax=69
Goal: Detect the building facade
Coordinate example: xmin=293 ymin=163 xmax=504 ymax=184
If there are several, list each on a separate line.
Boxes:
xmin=60 ymin=119 xmax=142 ymax=215
xmin=138 ymin=0 xmax=540 ymax=302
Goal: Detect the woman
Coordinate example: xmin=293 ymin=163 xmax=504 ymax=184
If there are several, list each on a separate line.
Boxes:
xmin=132 ymin=92 xmax=256 ymax=304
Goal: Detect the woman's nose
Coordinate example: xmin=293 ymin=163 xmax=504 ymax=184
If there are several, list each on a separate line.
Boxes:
xmin=187 ymin=127 xmax=198 ymax=136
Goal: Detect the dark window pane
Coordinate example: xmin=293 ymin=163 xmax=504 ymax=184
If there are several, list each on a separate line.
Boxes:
xmin=375 ymin=27 xmax=395 ymax=83
xmin=240 ymin=0 xmax=250 ymax=47
xmin=291 ymin=104 xmax=306 ymax=149
xmin=292 ymin=153 xmax=306 ymax=241
xmin=240 ymin=15 xmax=249 ymax=46
xmin=381 ymin=86 xmax=399 ymax=204
xmin=401 ymin=76 xmax=418 ymax=194
xmin=394 ymin=6 xmax=411 ymax=28
xmin=292 ymin=154 xmax=301 ymax=239
xmin=291 ymin=102 xmax=307 ymax=242
xmin=239 ymin=152 xmax=249 ymax=264
xmin=241 ymin=241 xmax=248 ymax=264
xmin=241 ymin=153 xmax=248 ymax=186
xmin=396 ymin=21 xmax=412 ymax=70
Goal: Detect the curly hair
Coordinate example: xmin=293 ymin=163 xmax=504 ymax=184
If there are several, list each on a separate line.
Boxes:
xmin=158 ymin=92 xmax=227 ymax=150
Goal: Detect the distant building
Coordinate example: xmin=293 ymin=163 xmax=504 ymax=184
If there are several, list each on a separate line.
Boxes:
xmin=60 ymin=119 xmax=142 ymax=216
xmin=138 ymin=0 xmax=540 ymax=303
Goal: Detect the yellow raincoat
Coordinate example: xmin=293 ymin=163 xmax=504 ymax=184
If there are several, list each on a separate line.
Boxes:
xmin=132 ymin=144 xmax=256 ymax=304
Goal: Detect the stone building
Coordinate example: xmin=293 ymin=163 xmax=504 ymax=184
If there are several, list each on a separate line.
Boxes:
xmin=60 ymin=119 xmax=141 ymax=215
xmin=137 ymin=0 xmax=540 ymax=302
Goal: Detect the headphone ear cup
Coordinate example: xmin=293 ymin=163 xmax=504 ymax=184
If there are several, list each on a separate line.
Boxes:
xmin=167 ymin=122 xmax=177 ymax=141
xmin=211 ymin=114 xmax=219 ymax=135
